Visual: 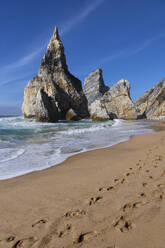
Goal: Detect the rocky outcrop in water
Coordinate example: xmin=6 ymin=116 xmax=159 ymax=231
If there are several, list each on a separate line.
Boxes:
xmin=23 ymin=26 xmax=165 ymax=122
xmin=90 ymin=100 xmax=110 ymax=121
xmin=136 ymin=79 xmax=165 ymax=119
xmin=84 ymin=69 xmax=109 ymax=105
xmin=22 ymin=27 xmax=89 ymax=122
xmin=84 ymin=69 xmax=137 ymax=121
xmin=102 ymin=79 xmax=137 ymax=120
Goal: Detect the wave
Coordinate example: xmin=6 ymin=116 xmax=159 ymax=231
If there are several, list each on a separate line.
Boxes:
xmin=59 ymin=119 xmax=122 ymax=135
xmin=0 ymin=148 xmax=25 ymax=163
xmin=0 ymin=116 xmax=154 ymax=180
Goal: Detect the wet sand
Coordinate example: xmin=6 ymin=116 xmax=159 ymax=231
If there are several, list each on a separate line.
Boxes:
xmin=0 ymin=122 xmax=165 ymax=248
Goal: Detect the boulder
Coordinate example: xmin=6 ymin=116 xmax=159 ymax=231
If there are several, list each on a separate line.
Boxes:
xmin=66 ymin=108 xmax=80 ymax=121
xmin=90 ymin=100 xmax=110 ymax=121
xmin=22 ymin=27 xmax=89 ymax=122
xmin=136 ymin=79 xmax=165 ymax=120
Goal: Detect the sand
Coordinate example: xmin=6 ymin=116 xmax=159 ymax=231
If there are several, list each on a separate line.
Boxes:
xmin=0 ymin=122 xmax=165 ymax=248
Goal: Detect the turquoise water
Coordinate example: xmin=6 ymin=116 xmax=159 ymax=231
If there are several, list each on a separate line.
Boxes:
xmin=0 ymin=116 xmax=154 ymax=180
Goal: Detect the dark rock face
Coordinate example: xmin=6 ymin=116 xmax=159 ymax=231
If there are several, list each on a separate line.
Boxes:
xmin=136 ymin=79 xmax=165 ymax=119
xmin=35 ymin=88 xmax=59 ymax=122
xmin=84 ymin=69 xmax=109 ymax=105
xmin=84 ymin=69 xmax=138 ymax=121
xmin=22 ymin=27 xmax=89 ymax=122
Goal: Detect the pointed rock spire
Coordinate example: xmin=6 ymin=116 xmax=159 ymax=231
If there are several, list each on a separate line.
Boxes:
xmin=22 ymin=26 xmax=89 ymax=122
xmin=54 ymin=26 xmax=60 ymax=40
xmin=39 ymin=25 xmax=68 ymax=74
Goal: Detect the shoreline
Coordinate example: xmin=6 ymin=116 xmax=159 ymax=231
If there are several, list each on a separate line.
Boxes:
xmin=0 ymin=120 xmax=159 ymax=183
xmin=1 ymin=121 xmax=165 ymax=247
xmin=0 ymin=119 xmax=155 ymax=181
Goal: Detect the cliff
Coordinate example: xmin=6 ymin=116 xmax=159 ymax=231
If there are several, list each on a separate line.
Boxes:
xmin=136 ymin=79 xmax=165 ymax=120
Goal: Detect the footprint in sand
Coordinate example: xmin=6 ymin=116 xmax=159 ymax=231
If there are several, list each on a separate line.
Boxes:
xmin=157 ymin=183 xmax=163 ymax=188
xmin=122 ymin=201 xmax=143 ymax=212
xmin=139 ymin=192 xmax=146 ymax=197
xmin=152 ymin=189 xmax=164 ymax=200
xmin=136 ymin=159 xmax=142 ymax=166
xmin=107 ymin=186 xmax=114 ymax=191
xmin=98 ymin=187 xmax=104 ymax=192
xmin=6 ymin=236 xmax=15 ymax=242
xmin=142 ymin=182 xmax=147 ymax=187
xmin=12 ymin=237 xmax=38 ymax=248
xmin=99 ymin=177 xmax=126 ymax=193
xmin=64 ymin=209 xmax=86 ymax=218
xmin=120 ymin=178 xmax=126 ymax=184
xmin=114 ymin=178 xmax=119 ymax=183
xmin=125 ymin=172 xmax=134 ymax=177
xmin=58 ymin=224 xmax=72 ymax=238
xmin=113 ymin=216 xmax=135 ymax=233
xmin=89 ymin=196 xmax=103 ymax=206
xmin=32 ymin=218 xmax=48 ymax=228
xmin=155 ymin=155 xmax=163 ymax=161
xmin=99 ymin=186 xmax=114 ymax=192
xmin=74 ymin=231 xmax=97 ymax=244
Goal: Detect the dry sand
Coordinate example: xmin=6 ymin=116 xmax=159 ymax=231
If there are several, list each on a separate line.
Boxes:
xmin=0 ymin=122 xmax=165 ymax=248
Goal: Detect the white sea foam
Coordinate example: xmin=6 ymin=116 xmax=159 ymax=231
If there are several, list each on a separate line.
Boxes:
xmin=0 ymin=116 xmax=154 ymax=180
xmin=60 ymin=122 xmax=113 ymax=135
xmin=0 ymin=148 xmax=25 ymax=163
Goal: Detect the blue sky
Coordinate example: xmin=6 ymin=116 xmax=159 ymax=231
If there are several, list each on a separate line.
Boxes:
xmin=0 ymin=0 xmax=165 ymax=115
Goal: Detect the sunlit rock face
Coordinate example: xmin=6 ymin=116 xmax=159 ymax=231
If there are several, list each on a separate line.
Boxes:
xmin=136 ymin=79 xmax=165 ymax=120
xmin=102 ymin=79 xmax=138 ymax=120
xmin=22 ymin=27 xmax=89 ymax=122
xmin=84 ymin=69 xmax=109 ymax=105
xmin=84 ymin=69 xmax=138 ymax=121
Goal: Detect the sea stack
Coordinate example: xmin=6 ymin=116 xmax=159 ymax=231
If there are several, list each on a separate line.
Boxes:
xmin=84 ymin=69 xmax=109 ymax=106
xmin=84 ymin=69 xmax=138 ymax=121
xmin=22 ymin=27 xmax=89 ymax=122
xmin=102 ymin=79 xmax=138 ymax=120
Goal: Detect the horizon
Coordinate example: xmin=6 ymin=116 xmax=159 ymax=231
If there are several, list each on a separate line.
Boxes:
xmin=0 ymin=0 xmax=165 ymax=115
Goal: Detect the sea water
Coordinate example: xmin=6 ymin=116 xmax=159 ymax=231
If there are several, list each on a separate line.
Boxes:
xmin=0 ymin=116 xmax=154 ymax=180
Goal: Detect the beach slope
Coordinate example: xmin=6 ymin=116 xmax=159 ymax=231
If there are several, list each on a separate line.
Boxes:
xmin=0 ymin=125 xmax=165 ymax=248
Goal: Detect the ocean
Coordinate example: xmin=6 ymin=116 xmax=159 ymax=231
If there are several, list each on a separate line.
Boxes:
xmin=0 ymin=116 xmax=154 ymax=180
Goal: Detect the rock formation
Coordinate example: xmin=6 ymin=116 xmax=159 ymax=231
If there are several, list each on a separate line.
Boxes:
xmin=84 ymin=69 xmax=109 ymax=105
xmin=22 ymin=27 xmax=89 ymax=122
xmin=102 ymin=79 xmax=137 ymax=120
xmin=90 ymin=100 xmax=110 ymax=121
xmin=84 ymin=70 xmax=137 ymax=121
xmin=136 ymin=79 xmax=165 ymax=120
xmin=23 ymin=26 xmax=165 ymax=122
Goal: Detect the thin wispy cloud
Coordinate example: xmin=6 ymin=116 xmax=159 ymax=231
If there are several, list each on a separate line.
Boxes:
xmin=60 ymin=0 xmax=106 ymax=35
xmin=1 ymin=47 xmax=43 ymax=72
xmin=100 ymin=32 xmax=165 ymax=65
xmin=0 ymin=74 xmax=34 ymax=87
xmin=0 ymin=47 xmax=44 ymax=87
xmin=0 ymin=0 xmax=106 ymax=87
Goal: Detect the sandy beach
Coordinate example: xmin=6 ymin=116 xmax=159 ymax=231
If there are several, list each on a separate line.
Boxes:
xmin=0 ymin=122 xmax=165 ymax=248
